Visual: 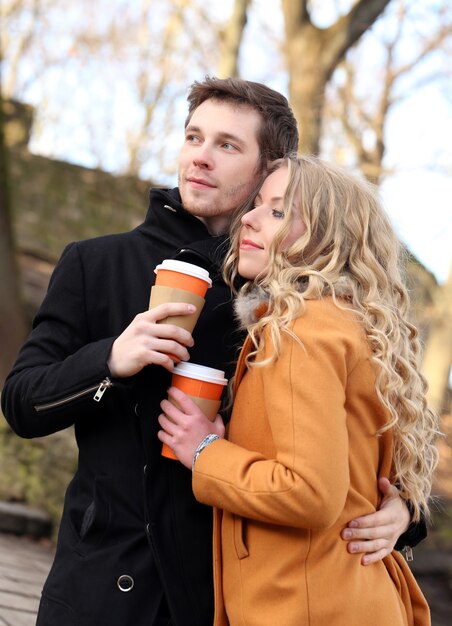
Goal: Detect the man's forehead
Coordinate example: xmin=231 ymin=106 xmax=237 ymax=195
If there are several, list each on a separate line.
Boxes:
xmin=190 ymin=99 xmax=260 ymax=124
xmin=187 ymin=99 xmax=261 ymax=143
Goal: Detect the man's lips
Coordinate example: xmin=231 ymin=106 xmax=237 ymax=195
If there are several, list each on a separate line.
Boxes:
xmin=187 ymin=177 xmax=216 ymax=189
xmin=240 ymin=238 xmax=263 ymax=250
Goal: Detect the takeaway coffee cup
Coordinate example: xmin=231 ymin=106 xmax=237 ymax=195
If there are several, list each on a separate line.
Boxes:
xmin=161 ymin=362 xmax=228 ymax=460
xmin=149 ymin=259 xmax=212 ymax=333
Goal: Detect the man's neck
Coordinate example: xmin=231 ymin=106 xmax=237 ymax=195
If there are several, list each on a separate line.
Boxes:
xmin=196 ymin=215 xmax=231 ymax=236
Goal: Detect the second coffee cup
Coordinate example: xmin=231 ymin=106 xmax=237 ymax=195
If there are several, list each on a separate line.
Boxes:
xmin=162 ymin=362 xmax=228 ymax=461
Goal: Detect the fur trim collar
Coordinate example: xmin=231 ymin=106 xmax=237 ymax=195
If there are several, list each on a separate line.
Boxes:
xmin=234 ymin=287 xmax=269 ymax=329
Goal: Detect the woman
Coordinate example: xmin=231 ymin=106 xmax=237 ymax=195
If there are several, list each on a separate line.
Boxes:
xmin=158 ymin=156 xmax=438 ymax=625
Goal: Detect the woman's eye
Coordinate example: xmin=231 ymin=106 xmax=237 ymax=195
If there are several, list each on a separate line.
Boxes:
xmin=272 ymin=209 xmax=285 ymax=219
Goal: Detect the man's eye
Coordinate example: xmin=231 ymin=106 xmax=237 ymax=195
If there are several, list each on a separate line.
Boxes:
xmin=222 ymin=142 xmax=236 ymax=150
xmin=186 ymin=134 xmax=200 ymax=144
xmin=272 ymin=209 xmax=285 ymax=219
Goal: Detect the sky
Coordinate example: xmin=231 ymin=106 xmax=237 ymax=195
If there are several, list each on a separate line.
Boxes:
xmin=7 ymin=0 xmax=452 ymax=284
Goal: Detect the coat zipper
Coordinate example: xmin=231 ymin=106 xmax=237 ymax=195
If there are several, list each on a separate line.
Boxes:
xmin=34 ymin=377 xmax=113 ymax=412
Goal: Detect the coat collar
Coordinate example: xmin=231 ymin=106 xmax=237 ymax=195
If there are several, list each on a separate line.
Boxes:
xmin=232 ymin=288 xmax=270 ymax=391
xmin=233 ymin=287 xmax=269 ymax=329
xmin=137 ymin=187 xmax=211 ymax=246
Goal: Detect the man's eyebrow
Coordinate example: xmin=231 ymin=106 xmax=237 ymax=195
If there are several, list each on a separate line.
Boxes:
xmin=185 ymin=125 xmax=246 ymax=147
xmin=185 ymin=123 xmax=201 ymax=134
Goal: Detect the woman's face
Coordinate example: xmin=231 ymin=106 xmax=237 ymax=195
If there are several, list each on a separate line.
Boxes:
xmin=238 ymin=166 xmax=306 ymax=280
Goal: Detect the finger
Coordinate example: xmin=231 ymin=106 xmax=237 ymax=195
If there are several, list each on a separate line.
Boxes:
xmin=141 ymin=347 xmax=185 ymax=372
xmin=211 ymin=414 xmax=226 ymax=437
xmin=167 ymin=386 xmax=202 ymax=414
xmin=148 ymin=302 xmax=197 ymax=323
xmin=159 ymin=400 xmax=185 ymax=423
xmin=347 ymin=538 xmax=389 ymax=555
xmin=361 ymin=548 xmax=390 ymax=566
xmin=158 ymin=413 xmax=178 ymax=435
xmin=347 ymin=509 xmax=393 ymax=530
xmin=342 ymin=524 xmax=394 ymax=541
xmin=157 ymin=427 xmax=174 ymax=446
xmin=378 ymin=477 xmax=399 ymax=498
xmin=146 ymin=323 xmax=194 ymax=348
xmin=148 ymin=339 xmax=191 ymax=362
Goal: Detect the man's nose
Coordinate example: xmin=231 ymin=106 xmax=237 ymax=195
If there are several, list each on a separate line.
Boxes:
xmin=193 ymin=142 xmax=214 ymax=169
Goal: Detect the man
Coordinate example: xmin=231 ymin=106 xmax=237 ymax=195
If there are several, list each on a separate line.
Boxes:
xmin=1 ymin=77 xmax=422 ymax=626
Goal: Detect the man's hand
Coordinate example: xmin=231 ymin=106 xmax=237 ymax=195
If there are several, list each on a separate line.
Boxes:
xmin=341 ymin=477 xmax=411 ymax=565
xmin=108 ymin=303 xmax=196 ymax=377
xmin=158 ymin=386 xmax=225 ymax=469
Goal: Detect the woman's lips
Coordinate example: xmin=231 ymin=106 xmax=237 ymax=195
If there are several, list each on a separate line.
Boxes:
xmin=240 ymin=239 xmax=263 ymax=250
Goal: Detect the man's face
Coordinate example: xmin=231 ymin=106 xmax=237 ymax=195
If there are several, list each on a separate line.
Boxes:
xmin=178 ymin=99 xmax=261 ymax=231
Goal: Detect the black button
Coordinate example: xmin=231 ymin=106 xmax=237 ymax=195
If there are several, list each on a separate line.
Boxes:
xmin=134 ymin=403 xmax=139 ymax=416
xmin=117 ymin=574 xmax=134 ymax=592
xmin=143 ymin=464 xmax=147 ymax=475
xmin=146 ymin=523 xmax=150 ymax=535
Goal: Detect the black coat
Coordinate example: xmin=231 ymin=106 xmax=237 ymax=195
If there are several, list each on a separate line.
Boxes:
xmin=1 ymin=188 xmax=242 ymax=626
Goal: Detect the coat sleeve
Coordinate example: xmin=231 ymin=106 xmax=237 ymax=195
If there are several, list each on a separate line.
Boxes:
xmin=1 ymin=243 xmax=117 ymax=438
xmin=193 ymin=302 xmax=363 ymax=529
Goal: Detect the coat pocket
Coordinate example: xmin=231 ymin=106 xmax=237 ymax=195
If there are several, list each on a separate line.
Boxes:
xmin=67 ymin=477 xmax=111 ymax=556
xmin=233 ymin=515 xmax=249 ymax=560
xmin=37 ymin=592 xmax=76 ymax=626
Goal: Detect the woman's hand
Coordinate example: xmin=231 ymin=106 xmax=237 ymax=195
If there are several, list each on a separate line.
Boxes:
xmin=158 ymin=386 xmax=225 ymax=469
xmin=341 ymin=477 xmax=411 ymax=565
xmin=108 ymin=303 xmax=196 ymax=377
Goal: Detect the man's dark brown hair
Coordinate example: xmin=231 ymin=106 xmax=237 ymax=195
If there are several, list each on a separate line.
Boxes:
xmin=186 ymin=76 xmax=299 ymax=173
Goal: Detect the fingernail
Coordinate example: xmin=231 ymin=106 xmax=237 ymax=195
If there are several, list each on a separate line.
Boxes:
xmin=187 ymin=304 xmax=196 ymax=312
xmin=349 ymin=520 xmax=359 ymax=528
xmin=343 ymin=529 xmax=352 ymax=539
xmin=349 ymin=543 xmax=358 ymax=553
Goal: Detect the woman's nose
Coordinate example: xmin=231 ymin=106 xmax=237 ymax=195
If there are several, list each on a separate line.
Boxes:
xmin=241 ymin=208 xmax=260 ymax=230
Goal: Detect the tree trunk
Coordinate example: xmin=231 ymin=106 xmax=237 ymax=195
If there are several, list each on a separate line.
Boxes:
xmin=421 ymin=261 xmax=452 ymax=414
xmin=281 ymin=0 xmax=391 ymax=154
xmin=218 ymin=0 xmax=251 ymax=77
xmin=0 ymin=99 xmax=28 ymax=389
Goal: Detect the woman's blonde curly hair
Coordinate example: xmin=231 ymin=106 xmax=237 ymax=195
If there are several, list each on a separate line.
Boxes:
xmin=224 ymin=155 xmax=439 ymax=522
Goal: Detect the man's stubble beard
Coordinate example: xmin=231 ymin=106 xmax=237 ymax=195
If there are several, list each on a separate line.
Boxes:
xmin=179 ymin=177 xmax=255 ymax=220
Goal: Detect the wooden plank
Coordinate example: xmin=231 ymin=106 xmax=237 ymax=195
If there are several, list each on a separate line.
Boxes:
xmin=0 ymin=575 xmax=42 ymax=598
xmin=0 ymin=533 xmax=53 ymax=624
xmin=0 ymin=607 xmax=37 ymax=626
xmin=0 ymin=590 xmax=40 ymax=612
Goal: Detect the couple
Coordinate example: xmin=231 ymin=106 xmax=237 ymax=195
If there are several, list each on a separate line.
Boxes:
xmin=1 ymin=77 xmax=434 ymax=625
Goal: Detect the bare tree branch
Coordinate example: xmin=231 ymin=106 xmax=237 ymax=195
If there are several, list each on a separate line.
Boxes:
xmin=218 ymin=0 xmax=252 ymax=78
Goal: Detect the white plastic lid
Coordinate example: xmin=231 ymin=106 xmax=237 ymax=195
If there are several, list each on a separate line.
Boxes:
xmin=172 ymin=362 xmax=228 ymax=385
xmin=154 ymin=259 xmax=212 ymax=286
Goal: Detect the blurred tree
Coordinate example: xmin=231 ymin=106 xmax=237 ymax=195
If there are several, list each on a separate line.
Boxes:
xmin=0 ymin=97 xmax=28 ymax=388
xmin=281 ymin=0 xmax=391 ymax=154
xmin=319 ymin=0 xmax=452 ymax=410
xmin=324 ymin=0 xmax=452 ymax=185
xmin=1 ymin=0 xmax=224 ymax=179
xmin=218 ymin=0 xmax=251 ymax=77
xmin=421 ymin=262 xmax=452 ymax=414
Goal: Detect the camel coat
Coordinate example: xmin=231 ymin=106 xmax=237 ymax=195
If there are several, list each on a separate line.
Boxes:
xmin=193 ymin=298 xmax=429 ymax=626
